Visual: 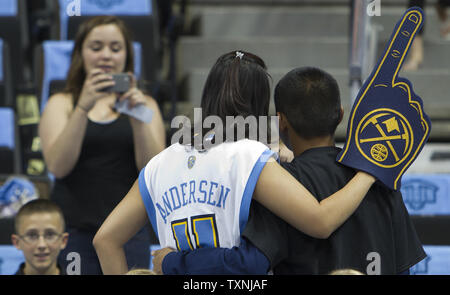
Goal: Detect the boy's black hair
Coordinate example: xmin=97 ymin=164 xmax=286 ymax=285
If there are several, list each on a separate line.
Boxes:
xmin=274 ymin=67 xmax=341 ymax=139
xmin=14 ymin=199 xmax=65 ymax=233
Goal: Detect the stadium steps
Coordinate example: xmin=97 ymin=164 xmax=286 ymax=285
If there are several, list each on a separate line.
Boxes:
xmin=178 ymin=3 xmax=450 ymax=141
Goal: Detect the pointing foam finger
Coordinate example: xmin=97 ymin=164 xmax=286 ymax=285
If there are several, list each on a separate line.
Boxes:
xmin=371 ymin=8 xmax=424 ymax=86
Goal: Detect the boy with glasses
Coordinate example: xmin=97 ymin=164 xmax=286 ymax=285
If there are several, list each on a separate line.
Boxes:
xmin=11 ymin=199 xmax=69 ymax=275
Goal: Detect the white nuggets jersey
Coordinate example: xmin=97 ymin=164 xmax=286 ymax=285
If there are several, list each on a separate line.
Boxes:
xmin=138 ymin=139 xmax=276 ymax=251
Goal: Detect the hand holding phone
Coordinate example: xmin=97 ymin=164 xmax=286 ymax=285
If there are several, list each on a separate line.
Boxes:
xmin=113 ymin=73 xmax=153 ymax=123
xmin=102 ymin=73 xmax=131 ymax=93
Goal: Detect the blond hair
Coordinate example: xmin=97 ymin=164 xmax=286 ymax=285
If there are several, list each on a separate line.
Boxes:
xmin=125 ymin=268 xmax=157 ymax=275
xmin=329 ymin=269 xmax=365 ymax=275
xmin=14 ymin=199 xmax=65 ymax=233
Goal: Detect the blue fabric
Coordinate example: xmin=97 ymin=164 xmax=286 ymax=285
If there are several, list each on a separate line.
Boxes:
xmin=0 ymin=107 xmax=14 ymax=150
xmin=162 ymin=238 xmax=270 ymax=275
xmin=401 ymin=174 xmax=450 ymax=215
xmin=337 ymin=7 xmax=431 ymax=190
xmin=0 ymin=0 xmax=17 ymax=16
xmin=240 ymin=149 xmax=275 ymax=232
xmin=138 ymin=168 xmax=158 ymax=237
xmin=40 ymin=40 xmax=142 ymax=112
xmin=0 ymin=177 xmax=39 ymax=217
xmin=59 ymin=0 xmax=152 ymax=39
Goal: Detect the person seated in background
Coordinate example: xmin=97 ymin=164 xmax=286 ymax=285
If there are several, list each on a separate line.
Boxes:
xmin=38 ymin=15 xmax=166 ymax=274
xmin=11 ymin=199 xmax=69 ymax=275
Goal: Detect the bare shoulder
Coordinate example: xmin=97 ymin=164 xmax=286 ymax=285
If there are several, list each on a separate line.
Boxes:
xmin=144 ymin=94 xmax=161 ymax=111
xmin=42 ymin=92 xmax=73 ymax=122
xmin=43 ymin=92 xmax=74 ymax=117
xmin=39 ymin=93 xmax=75 ymax=148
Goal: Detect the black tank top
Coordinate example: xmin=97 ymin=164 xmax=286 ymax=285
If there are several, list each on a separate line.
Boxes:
xmin=51 ymin=115 xmax=138 ymax=231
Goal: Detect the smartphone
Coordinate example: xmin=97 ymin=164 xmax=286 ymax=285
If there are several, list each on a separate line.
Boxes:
xmin=102 ymin=73 xmax=131 ymax=93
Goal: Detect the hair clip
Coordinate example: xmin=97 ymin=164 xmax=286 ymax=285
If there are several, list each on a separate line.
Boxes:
xmin=235 ymin=51 xmax=244 ymax=59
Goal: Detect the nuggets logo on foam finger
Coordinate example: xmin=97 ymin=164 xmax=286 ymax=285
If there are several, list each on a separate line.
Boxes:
xmin=356 ymin=109 xmax=413 ymax=167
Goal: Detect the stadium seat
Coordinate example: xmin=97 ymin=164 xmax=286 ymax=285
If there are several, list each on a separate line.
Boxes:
xmin=56 ymin=0 xmax=159 ymax=84
xmin=0 ymin=0 xmax=30 ymax=90
xmin=0 ymin=107 xmax=20 ymax=174
xmin=0 ymin=245 xmax=24 ymax=275
xmin=0 ymin=38 xmax=13 ymax=108
xmin=401 ymin=174 xmax=450 ymax=216
xmin=401 ymin=174 xmax=450 ymax=245
xmin=35 ymin=40 xmax=142 ymax=113
xmin=410 ymin=245 xmax=450 ymax=275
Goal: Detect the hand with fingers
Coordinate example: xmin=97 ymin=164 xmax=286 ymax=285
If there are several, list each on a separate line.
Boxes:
xmin=151 ymin=247 xmax=175 ymax=275
xmin=337 ymin=7 xmax=431 ymax=190
xmin=117 ymin=72 xmax=147 ymax=109
xmin=114 ymin=72 xmax=154 ymax=123
xmin=77 ymin=69 xmax=115 ymax=113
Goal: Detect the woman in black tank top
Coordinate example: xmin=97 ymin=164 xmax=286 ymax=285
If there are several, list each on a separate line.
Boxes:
xmin=38 ymin=16 xmax=166 ymax=274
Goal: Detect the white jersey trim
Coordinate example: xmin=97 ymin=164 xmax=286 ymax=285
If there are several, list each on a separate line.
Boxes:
xmin=239 ymin=148 xmax=276 ymax=231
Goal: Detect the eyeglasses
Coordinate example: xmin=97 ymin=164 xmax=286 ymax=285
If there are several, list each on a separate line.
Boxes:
xmin=18 ymin=230 xmax=63 ymax=245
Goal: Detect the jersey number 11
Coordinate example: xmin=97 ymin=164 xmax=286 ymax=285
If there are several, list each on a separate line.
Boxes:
xmin=171 ymin=214 xmax=220 ymax=251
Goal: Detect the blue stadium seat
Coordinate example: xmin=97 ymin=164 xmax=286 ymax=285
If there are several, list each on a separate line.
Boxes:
xmin=56 ymin=0 xmax=159 ymax=83
xmin=410 ymin=245 xmax=450 ymax=275
xmin=0 ymin=107 xmax=19 ymax=173
xmin=0 ymin=0 xmax=17 ymax=16
xmin=38 ymin=40 xmax=73 ymax=113
xmin=37 ymin=40 xmax=142 ymax=113
xmin=58 ymin=0 xmax=152 ymax=39
xmin=0 ymin=108 xmax=14 ymax=150
xmin=0 ymin=245 xmax=24 ymax=275
xmin=401 ymin=174 xmax=450 ymax=215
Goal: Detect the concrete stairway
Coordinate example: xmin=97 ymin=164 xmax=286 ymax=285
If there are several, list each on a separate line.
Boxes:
xmin=176 ymin=2 xmax=450 ymax=141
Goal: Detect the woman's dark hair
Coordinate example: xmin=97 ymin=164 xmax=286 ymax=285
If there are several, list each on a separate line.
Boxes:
xmin=63 ymin=15 xmax=135 ymax=106
xmin=201 ymin=50 xmax=270 ymax=121
xmin=183 ymin=50 xmax=271 ymax=148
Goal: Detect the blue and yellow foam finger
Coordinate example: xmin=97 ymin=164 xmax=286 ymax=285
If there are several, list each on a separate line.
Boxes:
xmin=337 ymin=7 xmax=431 ymax=190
